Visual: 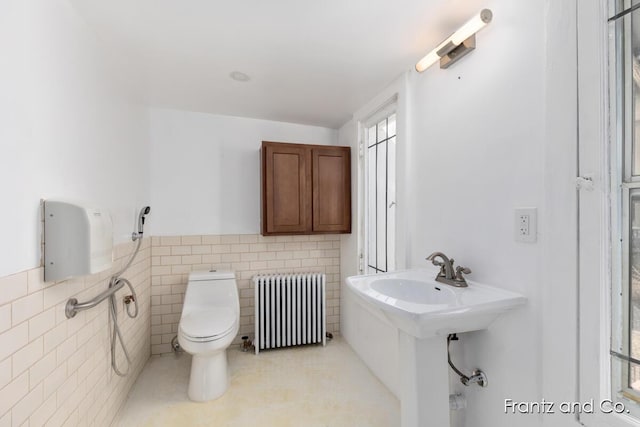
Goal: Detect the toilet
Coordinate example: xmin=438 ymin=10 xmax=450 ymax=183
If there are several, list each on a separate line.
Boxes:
xmin=178 ymin=270 xmax=239 ymax=402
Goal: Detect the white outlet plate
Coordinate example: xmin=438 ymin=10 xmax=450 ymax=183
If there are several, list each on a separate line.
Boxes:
xmin=515 ymin=208 xmax=537 ymax=243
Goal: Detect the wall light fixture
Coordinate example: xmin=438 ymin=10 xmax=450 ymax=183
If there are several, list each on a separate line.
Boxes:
xmin=415 ymin=9 xmax=493 ymax=72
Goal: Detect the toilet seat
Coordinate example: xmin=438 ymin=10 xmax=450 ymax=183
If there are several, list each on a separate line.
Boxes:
xmin=179 ymin=308 xmax=236 ymax=342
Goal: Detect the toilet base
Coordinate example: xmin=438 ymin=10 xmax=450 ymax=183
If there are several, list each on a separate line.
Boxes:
xmin=188 ymin=351 xmax=229 ymax=402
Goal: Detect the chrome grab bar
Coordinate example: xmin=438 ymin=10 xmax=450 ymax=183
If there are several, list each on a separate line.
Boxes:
xmin=65 ymin=280 xmax=125 ymax=318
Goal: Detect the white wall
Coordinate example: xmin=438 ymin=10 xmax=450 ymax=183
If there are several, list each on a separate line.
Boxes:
xmin=407 ymin=1 xmax=545 ymax=424
xmin=149 ymin=109 xmax=338 ymax=236
xmin=0 ymin=0 xmax=150 ymax=278
xmin=540 ymin=1 xmax=580 ymax=427
xmin=340 ymin=0 xmax=582 ymax=426
xmin=0 ymin=1 xmax=152 ymax=426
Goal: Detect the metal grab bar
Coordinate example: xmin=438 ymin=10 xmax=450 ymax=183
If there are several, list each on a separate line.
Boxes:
xmin=65 ymin=281 xmax=124 ymax=318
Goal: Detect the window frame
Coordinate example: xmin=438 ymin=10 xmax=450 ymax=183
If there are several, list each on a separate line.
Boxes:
xmin=610 ymin=0 xmax=640 ymax=417
xmin=360 ymin=102 xmax=397 ymax=275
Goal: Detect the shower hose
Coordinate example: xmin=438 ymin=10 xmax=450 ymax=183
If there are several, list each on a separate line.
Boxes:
xmin=108 ymin=237 xmax=142 ymax=376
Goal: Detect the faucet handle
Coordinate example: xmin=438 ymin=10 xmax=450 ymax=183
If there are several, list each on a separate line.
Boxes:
xmin=455 ymin=266 xmax=471 ymax=280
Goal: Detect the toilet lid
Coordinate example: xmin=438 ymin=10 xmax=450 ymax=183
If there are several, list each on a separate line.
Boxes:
xmin=180 ymin=308 xmax=236 ymax=340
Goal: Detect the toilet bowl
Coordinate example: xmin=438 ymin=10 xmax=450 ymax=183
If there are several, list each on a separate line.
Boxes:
xmin=178 ymin=270 xmax=239 ymax=402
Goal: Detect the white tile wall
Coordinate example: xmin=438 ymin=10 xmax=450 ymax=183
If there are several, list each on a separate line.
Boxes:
xmin=150 ymin=234 xmax=341 ymax=355
xmin=0 ymin=240 xmax=151 ymax=426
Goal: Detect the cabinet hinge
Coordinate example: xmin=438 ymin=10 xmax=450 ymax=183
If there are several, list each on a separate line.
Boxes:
xmin=358 ymin=254 xmax=364 ymax=273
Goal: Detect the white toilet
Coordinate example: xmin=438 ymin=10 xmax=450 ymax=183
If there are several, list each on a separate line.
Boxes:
xmin=178 ymin=270 xmax=239 ymax=402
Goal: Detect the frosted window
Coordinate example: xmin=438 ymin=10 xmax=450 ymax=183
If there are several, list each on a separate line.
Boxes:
xmin=368 ymin=125 xmax=377 ymax=147
xmin=388 ymin=114 xmax=396 ymax=138
xmin=376 ymin=142 xmax=387 ymax=272
xmin=377 ymin=119 xmax=387 ymax=143
xmin=367 ymin=144 xmax=378 ymax=270
xmin=364 ymin=112 xmax=397 ymax=274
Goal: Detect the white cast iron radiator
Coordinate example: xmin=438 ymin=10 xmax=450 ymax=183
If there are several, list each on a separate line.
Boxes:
xmin=253 ymin=273 xmax=326 ymax=354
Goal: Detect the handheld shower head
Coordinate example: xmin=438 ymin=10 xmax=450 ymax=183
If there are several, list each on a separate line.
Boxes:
xmin=138 ymin=206 xmax=150 ymax=232
xmin=132 ymin=206 xmax=151 ymax=241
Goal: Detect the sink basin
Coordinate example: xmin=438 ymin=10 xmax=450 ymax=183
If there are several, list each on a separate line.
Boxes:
xmin=347 ymin=268 xmax=526 ymax=339
xmin=370 ymin=278 xmax=457 ymax=306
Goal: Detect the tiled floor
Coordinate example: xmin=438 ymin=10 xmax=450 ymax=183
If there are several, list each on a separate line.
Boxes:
xmin=113 ymin=337 xmax=400 ymax=427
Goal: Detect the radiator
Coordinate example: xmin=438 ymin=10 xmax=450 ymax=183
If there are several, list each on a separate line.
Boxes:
xmin=253 ymin=273 xmax=326 ymax=354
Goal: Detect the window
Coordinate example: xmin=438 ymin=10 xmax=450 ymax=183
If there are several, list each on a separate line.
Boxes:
xmin=363 ymin=111 xmax=396 ymax=274
xmin=611 ymin=0 xmax=640 ymax=412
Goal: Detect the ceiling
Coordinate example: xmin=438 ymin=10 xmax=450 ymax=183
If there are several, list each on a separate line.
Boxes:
xmin=69 ymin=0 xmax=485 ymax=129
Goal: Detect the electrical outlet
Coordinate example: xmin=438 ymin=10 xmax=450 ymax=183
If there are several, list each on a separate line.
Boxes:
xmin=515 ymin=208 xmax=537 ymax=243
xmin=518 ymin=214 xmax=530 ymax=236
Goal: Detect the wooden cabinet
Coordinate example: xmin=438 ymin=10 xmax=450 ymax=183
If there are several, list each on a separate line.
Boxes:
xmin=261 ymin=141 xmax=351 ymax=235
xmin=312 ymin=147 xmax=351 ymax=233
xmin=261 ymin=142 xmax=311 ymax=234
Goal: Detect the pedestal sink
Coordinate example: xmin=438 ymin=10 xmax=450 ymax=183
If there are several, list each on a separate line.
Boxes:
xmin=346 ymin=268 xmax=526 ymax=427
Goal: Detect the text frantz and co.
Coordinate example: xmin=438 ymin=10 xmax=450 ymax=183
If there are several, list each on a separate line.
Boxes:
xmin=504 ymin=398 xmax=629 ymax=414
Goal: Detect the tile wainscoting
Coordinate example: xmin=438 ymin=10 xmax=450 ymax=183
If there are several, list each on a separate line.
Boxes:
xmin=0 ymin=240 xmax=151 ymax=426
xmin=150 ymin=234 xmax=341 ymax=355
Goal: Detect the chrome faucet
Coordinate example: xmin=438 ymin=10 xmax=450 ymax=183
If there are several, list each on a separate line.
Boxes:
xmin=426 ymin=252 xmax=471 ymax=287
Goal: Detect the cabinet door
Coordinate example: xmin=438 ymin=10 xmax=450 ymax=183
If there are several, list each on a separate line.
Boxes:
xmin=262 ymin=142 xmax=311 ymax=234
xmin=312 ymin=146 xmax=351 ymax=233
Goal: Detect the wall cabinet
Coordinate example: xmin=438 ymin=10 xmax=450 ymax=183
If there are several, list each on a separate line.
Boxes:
xmin=261 ymin=141 xmax=351 ymax=235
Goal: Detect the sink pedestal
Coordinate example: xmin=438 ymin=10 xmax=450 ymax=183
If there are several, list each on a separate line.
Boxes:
xmin=399 ymin=331 xmax=450 ymax=427
xmin=346 ymin=268 xmax=527 ymax=427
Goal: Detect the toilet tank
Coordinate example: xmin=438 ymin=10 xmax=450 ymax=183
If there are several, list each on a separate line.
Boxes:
xmin=185 ymin=270 xmax=239 ymax=310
